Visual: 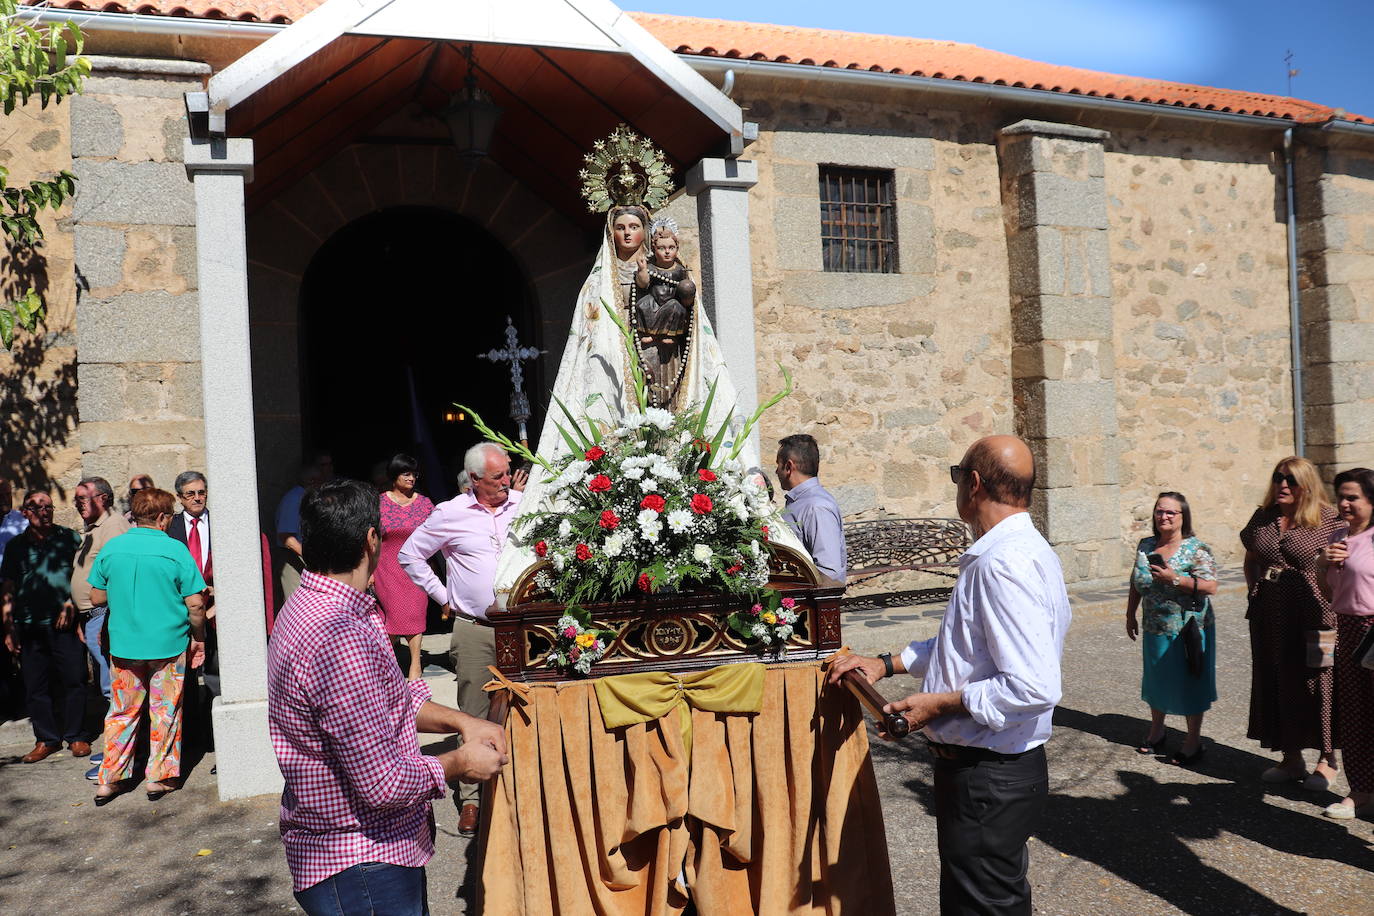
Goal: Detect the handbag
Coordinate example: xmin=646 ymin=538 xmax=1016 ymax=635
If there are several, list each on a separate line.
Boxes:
xmin=1353 ymin=621 xmax=1374 ymax=671
xmin=1305 ymin=627 xmax=1336 ymax=668
xmin=1180 ymin=577 xmax=1205 ymax=678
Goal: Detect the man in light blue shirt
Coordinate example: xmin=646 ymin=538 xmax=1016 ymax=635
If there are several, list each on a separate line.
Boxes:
xmin=831 ymin=435 xmax=1070 ymax=915
xmin=776 ymin=434 xmax=847 ymax=583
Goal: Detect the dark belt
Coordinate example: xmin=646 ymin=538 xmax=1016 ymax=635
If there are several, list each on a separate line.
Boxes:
xmin=927 ymin=740 xmax=1036 ymax=762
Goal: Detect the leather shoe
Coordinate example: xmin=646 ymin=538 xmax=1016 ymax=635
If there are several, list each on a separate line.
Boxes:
xmin=457 ymin=803 xmax=480 ymax=837
xmin=68 ymin=741 xmax=92 ymax=757
xmin=21 ymin=742 xmax=60 ymax=763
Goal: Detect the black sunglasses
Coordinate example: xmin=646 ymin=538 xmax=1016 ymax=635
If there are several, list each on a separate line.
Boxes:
xmin=1272 ymin=471 xmax=1300 ymax=488
xmin=950 ymin=465 xmax=975 ymax=485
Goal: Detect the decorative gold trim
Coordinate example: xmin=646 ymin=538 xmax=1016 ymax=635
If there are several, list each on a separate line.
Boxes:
xmin=579 ymin=125 xmax=674 ymax=212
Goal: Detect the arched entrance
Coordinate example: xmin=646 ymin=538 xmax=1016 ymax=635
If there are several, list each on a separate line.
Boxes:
xmin=298 ymin=205 xmax=541 ymax=497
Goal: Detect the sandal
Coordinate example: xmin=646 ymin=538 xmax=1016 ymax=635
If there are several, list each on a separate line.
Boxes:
xmin=1135 ymin=734 xmax=1167 ymax=755
xmin=145 ymin=778 xmax=183 ymax=801
xmin=1169 ymin=744 xmax=1206 ymax=767
xmin=94 ymin=780 xmax=132 ymax=807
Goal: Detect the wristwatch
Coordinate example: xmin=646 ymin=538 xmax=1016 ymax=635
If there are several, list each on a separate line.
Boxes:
xmin=878 ymin=652 xmax=895 ymax=677
xmin=1172 ymin=575 xmax=1183 ymax=587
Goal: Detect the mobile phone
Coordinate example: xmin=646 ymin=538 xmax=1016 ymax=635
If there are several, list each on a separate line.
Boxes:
xmin=1146 ymin=552 xmax=1165 ymax=567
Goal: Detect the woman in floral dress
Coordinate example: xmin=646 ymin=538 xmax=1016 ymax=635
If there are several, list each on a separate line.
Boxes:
xmin=374 ymin=454 xmax=434 ymax=680
xmin=1126 ymin=492 xmax=1219 ymax=765
xmin=1241 ymin=456 xmax=1344 ymax=789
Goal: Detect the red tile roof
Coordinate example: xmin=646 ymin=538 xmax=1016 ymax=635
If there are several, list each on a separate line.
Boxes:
xmin=42 ymin=3 xmax=1370 ymax=124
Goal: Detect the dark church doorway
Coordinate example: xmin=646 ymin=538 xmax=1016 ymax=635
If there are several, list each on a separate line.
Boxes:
xmin=299 ymin=206 xmax=542 ymax=501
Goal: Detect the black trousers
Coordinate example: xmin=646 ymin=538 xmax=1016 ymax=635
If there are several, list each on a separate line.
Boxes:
xmin=19 ymin=622 xmax=91 ymax=746
xmin=932 ymin=744 xmax=1047 ymax=916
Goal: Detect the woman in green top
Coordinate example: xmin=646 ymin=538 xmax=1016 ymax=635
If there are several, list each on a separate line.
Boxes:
xmin=1125 ymin=492 xmax=1220 ymax=766
xmin=88 ymin=487 xmax=206 ymax=804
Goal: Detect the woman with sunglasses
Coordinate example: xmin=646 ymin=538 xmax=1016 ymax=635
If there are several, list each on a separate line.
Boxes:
xmin=1317 ymin=467 xmax=1374 ymax=818
xmin=1241 ymin=456 xmax=1343 ymax=788
xmin=1126 ymin=492 xmax=1219 ymax=765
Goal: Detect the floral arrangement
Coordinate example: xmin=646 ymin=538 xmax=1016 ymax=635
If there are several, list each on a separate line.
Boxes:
xmin=460 ymin=301 xmax=798 ymax=675
xmin=547 ymin=606 xmax=618 ymax=676
xmin=726 ymin=593 xmax=799 ymax=647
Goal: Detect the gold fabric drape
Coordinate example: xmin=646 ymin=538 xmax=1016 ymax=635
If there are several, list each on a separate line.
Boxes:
xmin=480 ymin=659 xmax=895 ymax=915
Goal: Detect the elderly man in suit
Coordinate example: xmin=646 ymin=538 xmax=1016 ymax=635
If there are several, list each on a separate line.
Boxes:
xmin=168 ymin=471 xmax=216 ymax=749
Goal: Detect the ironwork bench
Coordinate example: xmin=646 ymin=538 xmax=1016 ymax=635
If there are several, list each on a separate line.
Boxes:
xmin=841 ymin=517 xmax=972 ymax=611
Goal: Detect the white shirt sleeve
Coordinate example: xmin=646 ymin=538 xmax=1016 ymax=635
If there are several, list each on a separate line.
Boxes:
xmin=398 ymin=514 xmax=450 ymax=607
xmin=900 ymin=637 xmax=936 ymax=677
xmin=959 ymin=555 xmax=1063 ymax=732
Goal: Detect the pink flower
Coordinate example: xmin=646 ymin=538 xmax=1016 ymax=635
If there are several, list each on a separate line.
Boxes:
xmin=780 ymin=597 xmax=796 ymax=610
xmin=570 ymin=647 xmax=581 ymax=661
xmin=562 ymin=626 xmax=578 ymax=639
xmin=751 ymin=603 xmax=763 ymax=615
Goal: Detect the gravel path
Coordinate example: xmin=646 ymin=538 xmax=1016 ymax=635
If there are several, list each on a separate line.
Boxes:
xmin=1 ymin=578 xmax=1370 ymax=915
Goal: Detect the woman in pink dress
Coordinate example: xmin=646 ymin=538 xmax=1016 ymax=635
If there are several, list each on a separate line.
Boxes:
xmin=374 ymin=454 xmax=435 ymax=680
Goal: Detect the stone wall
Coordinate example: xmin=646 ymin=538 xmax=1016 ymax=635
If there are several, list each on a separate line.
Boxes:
xmin=1106 ymin=129 xmax=1295 ymax=566
xmin=1296 ymin=140 xmax=1374 ymax=479
xmin=70 ymin=56 xmax=210 ymax=492
xmin=0 ymin=87 xmax=80 ymax=515
xmin=741 ymin=79 xmax=1014 ymax=519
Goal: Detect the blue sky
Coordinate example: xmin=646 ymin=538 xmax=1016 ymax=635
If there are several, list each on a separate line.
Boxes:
xmin=630 ymin=0 xmax=1374 ymax=118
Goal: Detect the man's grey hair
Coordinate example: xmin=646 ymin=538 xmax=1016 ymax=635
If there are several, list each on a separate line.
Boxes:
xmin=463 ymin=442 xmax=506 ymax=479
xmin=79 ymin=476 xmax=115 ymax=509
xmin=456 ymin=469 xmax=471 ymax=492
xmin=174 ymin=470 xmax=207 ymax=495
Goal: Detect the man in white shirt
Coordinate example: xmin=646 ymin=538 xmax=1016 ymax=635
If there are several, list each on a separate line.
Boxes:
xmin=832 ymin=435 xmax=1070 ymax=915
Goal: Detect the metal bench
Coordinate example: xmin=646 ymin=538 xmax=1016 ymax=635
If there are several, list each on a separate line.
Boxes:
xmin=841 ymin=517 xmax=972 ymax=611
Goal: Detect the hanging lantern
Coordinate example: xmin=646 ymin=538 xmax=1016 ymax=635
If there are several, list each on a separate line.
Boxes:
xmin=444 ymin=45 xmax=502 ymax=163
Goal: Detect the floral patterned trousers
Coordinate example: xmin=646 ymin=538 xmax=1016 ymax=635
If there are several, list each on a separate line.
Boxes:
xmin=98 ymin=653 xmax=186 ymax=785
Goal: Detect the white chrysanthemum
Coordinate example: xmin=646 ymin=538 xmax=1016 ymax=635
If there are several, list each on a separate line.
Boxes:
xmin=667 ymin=509 xmax=693 ymax=534
xmin=557 ymin=519 xmax=573 ymax=539
xmin=603 ymin=534 xmax=625 ymax=557
xmin=650 ymin=460 xmax=681 ymax=481
xmin=692 ymin=543 xmax=713 ymax=563
xmin=552 ymin=553 xmax=567 ymax=571
xmin=639 ymin=520 xmax=661 ymax=542
xmin=622 ymin=411 xmax=646 ymax=429
xmin=644 ymin=407 xmax=674 ymax=430
xmin=557 ymin=460 xmax=590 ymax=487
xmin=622 ymin=465 xmax=645 ymax=480
xmin=636 ymin=508 xmax=659 ymax=527
xmin=638 ymin=478 xmax=659 ymax=493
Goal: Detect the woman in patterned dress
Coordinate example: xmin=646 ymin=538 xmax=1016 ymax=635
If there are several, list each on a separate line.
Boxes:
xmin=1241 ymin=456 xmax=1344 ymax=788
xmin=1318 ymin=467 xmax=1374 ymax=818
xmin=1126 ymin=492 xmax=1219 ymax=765
xmin=374 ymin=454 xmax=435 ymax=680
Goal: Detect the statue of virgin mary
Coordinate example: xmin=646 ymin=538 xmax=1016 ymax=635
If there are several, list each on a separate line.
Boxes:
xmin=491 ymin=126 xmax=808 ymax=599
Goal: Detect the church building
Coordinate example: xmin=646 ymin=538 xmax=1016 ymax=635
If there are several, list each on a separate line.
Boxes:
xmin=3 ymin=0 xmax=1372 ymax=797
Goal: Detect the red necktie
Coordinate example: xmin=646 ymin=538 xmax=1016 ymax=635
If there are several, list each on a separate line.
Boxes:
xmin=188 ymin=516 xmax=204 ymax=575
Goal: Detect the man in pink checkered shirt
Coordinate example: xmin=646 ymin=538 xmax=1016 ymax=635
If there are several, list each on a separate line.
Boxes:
xmin=268 ymin=480 xmax=507 ymax=915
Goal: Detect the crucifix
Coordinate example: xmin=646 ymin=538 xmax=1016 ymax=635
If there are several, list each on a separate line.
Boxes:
xmin=478 ymin=316 xmax=544 ymax=448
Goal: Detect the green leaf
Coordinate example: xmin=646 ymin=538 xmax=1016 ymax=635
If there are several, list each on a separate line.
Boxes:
xmin=695 ymin=375 xmax=720 ymax=439
xmin=0 ymin=308 xmax=14 ymax=350
xmin=551 ymin=395 xmax=591 ymax=450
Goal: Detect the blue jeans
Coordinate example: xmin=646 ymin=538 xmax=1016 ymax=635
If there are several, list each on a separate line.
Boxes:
xmin=83 ymin=611 xmax=111 ymax=700
xmin=294 ymin=863 xmax=429 ymax=915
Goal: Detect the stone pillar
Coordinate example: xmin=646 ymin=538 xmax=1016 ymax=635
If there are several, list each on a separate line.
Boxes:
xmin=71 ymin=57 xmax=210 ymax=488
xmin=1295 ymin=140 xmax=1374 ymax=477
xmin=998 ymin=120 xmax=1121 ymax=583
xmin=687 ymin=158 xmax=760 ymax=453
xmin=185 ymin=137 xmax=280 ymax=800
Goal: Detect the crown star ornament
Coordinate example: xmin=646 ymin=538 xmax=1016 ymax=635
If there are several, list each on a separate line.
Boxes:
xmin=579 ymin=125 xmax=674 ymax=213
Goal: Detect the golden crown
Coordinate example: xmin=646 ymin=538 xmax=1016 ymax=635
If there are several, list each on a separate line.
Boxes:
xmin=578 ymin=125 xmax=674 ymax=213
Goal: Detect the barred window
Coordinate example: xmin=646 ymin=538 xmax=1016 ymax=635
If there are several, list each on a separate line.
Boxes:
xmin=819 ymin=167 xmax=898 ymax=273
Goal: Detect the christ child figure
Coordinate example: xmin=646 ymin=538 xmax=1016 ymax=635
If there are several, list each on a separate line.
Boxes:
xmin=633 ymin=223 xmax=696 ymax=408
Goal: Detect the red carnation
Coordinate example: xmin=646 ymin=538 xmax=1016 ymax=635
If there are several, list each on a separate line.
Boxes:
xmin=692 ymin=437 xmax=712 ymax=453
xmin=588 ymin=474 xmax=612 ymax=493
xmin=598 ymin=510 xmax=620 ymax=530
xmin=697 ymin=468 xmax=717 ymax=482
xmin=760 ymin=525 xmax=770 ymax=541
xmin=639 ymin=494 xmax=666 ymax=513
xmin=690 ymin=493 xmax=713 ymax=515
xmin=535 ymin=540 xmax=549 ymax=558
xmin=585 ymin=446 xmax=606 ymax=461
xmin=575 ymin=543 xmax=593 ymax=561
xmin=637 ymin=572 xmax=654 ymax=593
xmin=725 ymin=563 xmax=742 ymax=576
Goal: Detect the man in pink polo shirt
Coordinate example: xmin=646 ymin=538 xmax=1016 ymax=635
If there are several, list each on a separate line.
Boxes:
xmin=268 ymin=479 xmax=507 ymax=914
xmin=399 ymin=442 xmax=522 ymax=837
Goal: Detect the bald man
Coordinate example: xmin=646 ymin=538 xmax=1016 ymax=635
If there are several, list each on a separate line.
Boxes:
xmin=832 ymin=435 xmax=1070 ymax=916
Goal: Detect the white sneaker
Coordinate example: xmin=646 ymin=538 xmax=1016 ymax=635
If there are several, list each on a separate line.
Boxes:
xmin=1323 ymin=800 xmax=1356 ymax=819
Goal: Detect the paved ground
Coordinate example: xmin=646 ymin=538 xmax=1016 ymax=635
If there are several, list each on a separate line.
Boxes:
xmin=2 ymin=577 xmax=1372 ymax=915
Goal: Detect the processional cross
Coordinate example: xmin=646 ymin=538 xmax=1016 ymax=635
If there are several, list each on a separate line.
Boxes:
xmin=478 ymin=316 xmax=544 ymax=448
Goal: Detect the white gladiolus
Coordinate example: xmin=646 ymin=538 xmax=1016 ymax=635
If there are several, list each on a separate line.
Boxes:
xmin=557 ymin=519 xmax=573 ymax=539
xmin=667 ymin=509 xmax=693 ymax=534
xmin=728 ymin=494 xmax=748 ymax=520
xmin=693 ymin=543 xmax=713 ymax=562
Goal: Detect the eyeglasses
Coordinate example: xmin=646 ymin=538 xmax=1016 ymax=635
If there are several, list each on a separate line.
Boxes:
xmin=1272 ymin=472 xmax=1299 ymax=488
xmin=950 ymin=465 xmax=974 ymax=485
xmin=1153 ymin=509 xmax=1181 ymax=518
xmin=73 ymin=496 xmax=95 ymax=505
xmin=181 ymin=489 xmax=207 ymax=498
xmin=22 ymin=503 xmax=53 ymax=513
